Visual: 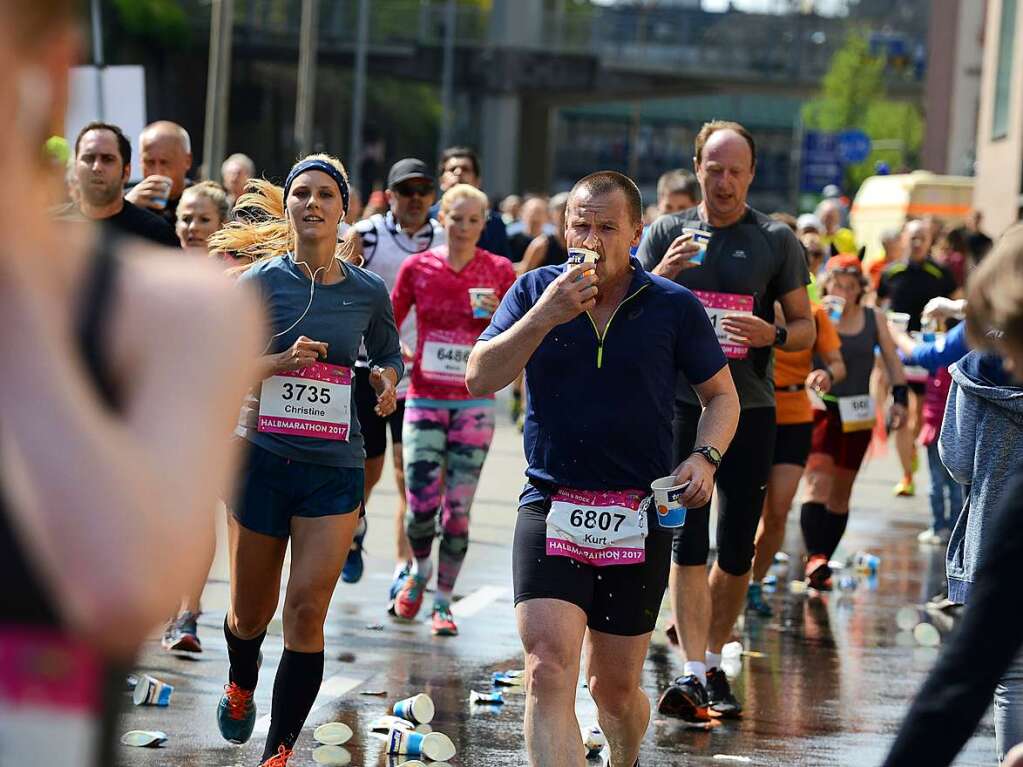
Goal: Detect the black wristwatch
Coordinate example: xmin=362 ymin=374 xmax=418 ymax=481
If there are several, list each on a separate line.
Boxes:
xmin=774 ymin=325 xmax=788 ymax=348
xmin=691 ymin=445 xmax=723 ymax=470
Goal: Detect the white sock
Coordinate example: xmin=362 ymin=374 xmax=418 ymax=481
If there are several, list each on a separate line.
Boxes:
xmin=435 ymin=589 xmax=453 ymax=610
xmin=392 ymin=561 xmax=410 ymax=581
xmin=683 ymin=661 xmax=706 ymax=685
xmin=354 ymin=516 xmax=367 ymax=538
xmin=705 ymin=651 xmax=722 ymax=670
xmin=412 ymin=557 xmax=433 ymax=582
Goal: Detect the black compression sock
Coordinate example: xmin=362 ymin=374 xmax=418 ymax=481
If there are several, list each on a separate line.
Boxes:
xmin=224 ymin=618 xmax=265 ymax=691
xmin=822 ymin=509 xmax=850 ymax=560
xmin=262 ymin=649 xmax=325 ymax=761
xmin=799 ymin=501 xmax=828 ymax=556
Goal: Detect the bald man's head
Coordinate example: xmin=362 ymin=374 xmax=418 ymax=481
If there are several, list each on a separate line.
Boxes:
xmin=140 ymin=121 xmax=192 ymax=197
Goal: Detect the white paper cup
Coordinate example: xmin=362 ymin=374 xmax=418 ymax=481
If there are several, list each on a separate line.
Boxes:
xmin=393 ymin=692 xmax=434 ymax=725
xmin=313 ymin=721 xmax=353 ymax=746
xmin=822 ymin=295 xmax=846 ymax=323
xmin=567 ymin=247 xmax=600 ymax=266
xmin=887 ymin=311 xmax=911 ymax=335
xmin=386 ymin=729 xmax=456 ymax=760
xmin=312 ymin=745 xmax=351 ymax=765
xmin=650 ymin=476 xmax=689 ymax=528
xmin=132 ymin=674 xmax=173 ymax=706
xmin=120 ymin=730 xmax=168 ymax=748
xmin=469 ymin=287 xmax=497 ymax=319
xmin=681 ymin=228 xmax=711 ymax=265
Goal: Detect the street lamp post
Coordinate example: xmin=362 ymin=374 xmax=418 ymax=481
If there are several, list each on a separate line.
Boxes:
xmin=438 ymin=0 xmax=457 ymax=156
xmin=295 ymin=0 xmax=320 ymax=157
xmin=349 ymin=0 xmax=370 ymax=176
xmin=203 ymin=0 xmax=234 ymax=183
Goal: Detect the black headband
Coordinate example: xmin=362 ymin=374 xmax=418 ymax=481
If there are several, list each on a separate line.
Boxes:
xmin=283 ymin=159 xmax=350 ymax=213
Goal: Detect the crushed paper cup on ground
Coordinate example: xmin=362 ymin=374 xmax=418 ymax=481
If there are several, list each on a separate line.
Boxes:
xmin=393 ymin=692 xmax=434 ymax=725
xmin=312 ymin=745 xmax=351 ymax=765
xmin=896 ymin=606 xmax=918 ymax=631
xmin=371 ymin=715 xmax=415 ymax=733
xmin=469 ymin=689 xmax=504 ymax=705
xmin=386 ymin=728 xmax=456 ymax=761
xmin=313 ymin=722 xmax=353 ymax=746
xmin=132 ymin=674 xmax=173 ymax=706
xmin=121 ymin=730 xmax=168 ymax=748
xmin=713 ymin=755 xmax=752 ymax=763
xmin=914 ymin=622 xmax=941 ymax=647
xmin=582 ymin=725 xmax=606 ymax=757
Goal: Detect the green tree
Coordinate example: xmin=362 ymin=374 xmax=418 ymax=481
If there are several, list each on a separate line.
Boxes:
xmin=802 ymin=32 xmax=923 ymax=194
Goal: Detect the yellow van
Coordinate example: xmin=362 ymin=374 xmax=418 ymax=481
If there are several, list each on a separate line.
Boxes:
xmin=850 ymin=171 xmax=975 ymax=259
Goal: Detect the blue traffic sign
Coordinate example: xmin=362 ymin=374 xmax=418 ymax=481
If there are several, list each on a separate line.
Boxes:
xmin=837 ymin=130 xmax=872 ymax=164
xmin=800 ymin=131 xmax=844 ymax=193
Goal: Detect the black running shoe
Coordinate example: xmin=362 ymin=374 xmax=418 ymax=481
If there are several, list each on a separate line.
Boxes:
xmin=706 ymin=667 xmax=742 ymax=718
xmin=657 ymin=674 xmax=709 ymax=721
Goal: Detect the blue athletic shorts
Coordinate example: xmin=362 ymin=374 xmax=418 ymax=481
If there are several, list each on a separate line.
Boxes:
xmin=232 ymin=442 xmax=364 ymax=538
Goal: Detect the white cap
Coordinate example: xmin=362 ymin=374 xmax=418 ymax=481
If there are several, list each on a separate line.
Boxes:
xmin=797 ymin=213 xmax=823 ymax=233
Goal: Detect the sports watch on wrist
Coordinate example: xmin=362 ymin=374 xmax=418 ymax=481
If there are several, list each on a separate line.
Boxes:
xmin=691 ymin=445 xmax=722 ymax=470
xmin=774 ymin=325 xmax=788 ymax=348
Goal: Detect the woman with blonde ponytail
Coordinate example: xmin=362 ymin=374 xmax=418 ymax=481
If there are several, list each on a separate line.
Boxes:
xmin=214 ymin=155 xmax=403 ymax=767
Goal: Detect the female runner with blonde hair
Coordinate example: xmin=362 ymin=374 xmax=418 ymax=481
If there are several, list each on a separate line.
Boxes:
xmin=209 ymin=154 xmax=403 ymax=767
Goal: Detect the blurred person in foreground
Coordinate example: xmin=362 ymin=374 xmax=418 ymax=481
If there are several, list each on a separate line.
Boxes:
xmin=882 ymin=223 xmax=1023 ymax=767
xmin=65 ymin=121 xmax=179 ymax=247
xmin=0 ymin=4 xmax=261 ymax=764
xmin=125 ymin=120 xmax=194 ymax=225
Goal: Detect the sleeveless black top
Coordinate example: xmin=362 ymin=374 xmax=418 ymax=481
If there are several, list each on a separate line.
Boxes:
xmin=0 ymin=240 xmax=121 ymax=765
xmin=541 ymin=233 xmax=568 ymax=267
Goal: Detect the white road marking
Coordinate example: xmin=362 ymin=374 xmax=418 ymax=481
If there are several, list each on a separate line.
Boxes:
xmin=451 ymin=585 xmax=509 ymax=618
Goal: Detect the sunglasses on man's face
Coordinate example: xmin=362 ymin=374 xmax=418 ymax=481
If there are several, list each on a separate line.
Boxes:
xmin=394 ymin=183 xmax=435 ymax=198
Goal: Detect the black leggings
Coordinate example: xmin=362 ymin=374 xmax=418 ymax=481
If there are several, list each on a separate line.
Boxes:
xmin=671 ymin=404 xmax=776 ymax=575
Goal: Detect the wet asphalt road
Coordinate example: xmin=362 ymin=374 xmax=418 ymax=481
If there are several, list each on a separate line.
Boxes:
xmin=116 ymin=403 xmax=996 ymax=766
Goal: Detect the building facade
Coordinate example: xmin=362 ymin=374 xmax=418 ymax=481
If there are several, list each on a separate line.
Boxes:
xmin=922 ymin=0 xmax=985 ymax=176
xmin=974 ymin=0 xmax=1023 ymax=235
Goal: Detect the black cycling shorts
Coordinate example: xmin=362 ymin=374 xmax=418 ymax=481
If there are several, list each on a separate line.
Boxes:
xmin=773 ymin=422 xmax=814 ymax=467
xmin=354 ymin=366 xmax=405 ymax=459
xmin=671 ymin=404 xmax=776 ymax=575
xmin=513 ymin=501 xmax=672 ymax=636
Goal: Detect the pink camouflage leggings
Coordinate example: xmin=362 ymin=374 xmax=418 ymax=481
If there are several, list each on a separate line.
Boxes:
xmin=403 ymin=404 xmax=496 ymax=593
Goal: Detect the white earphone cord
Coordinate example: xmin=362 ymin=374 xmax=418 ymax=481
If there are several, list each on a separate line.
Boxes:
xmin=261 ymin=253 xmax=345 ymax=356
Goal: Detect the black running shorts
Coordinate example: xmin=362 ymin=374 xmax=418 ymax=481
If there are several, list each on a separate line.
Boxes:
xmin=773 ymin=422 xmax=814 ymax=467
xmin=671 ymin=404 xmax=776 ymax=575
xmin=512 ymin=501 xmax=672 ymax=636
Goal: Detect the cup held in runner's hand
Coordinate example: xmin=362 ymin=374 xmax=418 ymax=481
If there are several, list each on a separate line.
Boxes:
xmin=822 ymin=295 xmax=846 ymax=324
xmin=681 ymin=227 xmax=712 ymax=265
xmin=567 ymin=247 xmax=601 ymax=267
xmin=887 ymin=311 xmax=911 ymax=335
xmin=468 ymin=287 xmax=497 ymax=319
xmin=650 ymin=476 xmax=690 ymax=528
xmin=393 ymin=692 xmax=434 ymax=725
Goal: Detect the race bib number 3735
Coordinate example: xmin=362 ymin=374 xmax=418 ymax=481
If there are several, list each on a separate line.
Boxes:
xmin=258 ymin=362 xmax=352 ymax=441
